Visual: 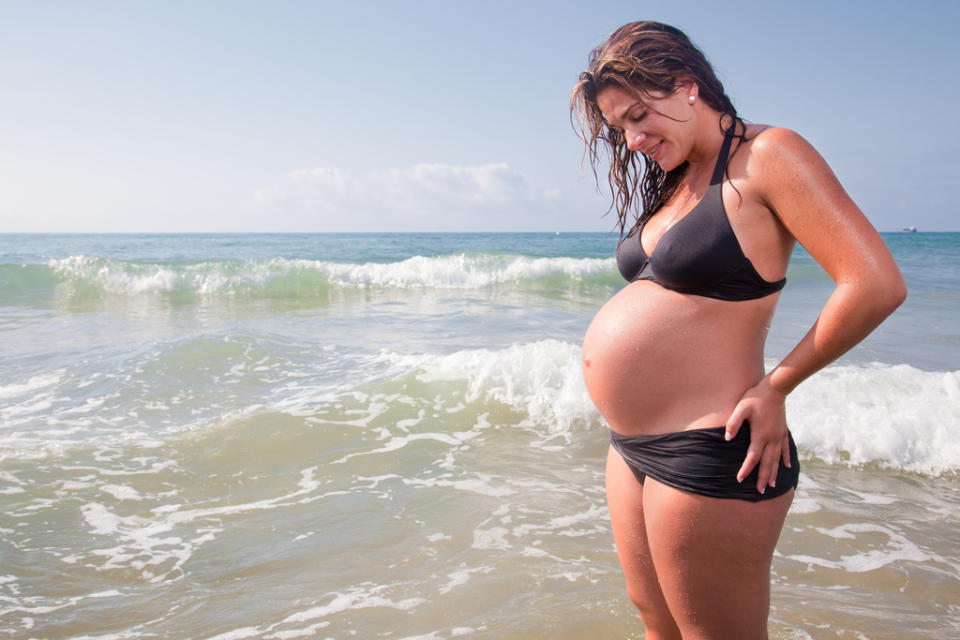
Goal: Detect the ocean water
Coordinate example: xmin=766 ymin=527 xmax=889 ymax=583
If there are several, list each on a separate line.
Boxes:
xmin=0 ymin=232 xmax=957 ymax=639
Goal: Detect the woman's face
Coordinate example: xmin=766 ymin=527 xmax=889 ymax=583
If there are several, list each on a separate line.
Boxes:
xmin=596 ymin=83 xmax=695 ymax=171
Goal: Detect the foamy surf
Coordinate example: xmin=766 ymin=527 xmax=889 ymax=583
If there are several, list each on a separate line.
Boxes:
xmin=2 ymin=232 xmax=958 ymax=639
xmin=2 ymin=333 xmax=958 ymax=475
xmin=788 ymin=363 xmax=960 ymax=475
xmin=37 ymin=253 xmax=617 ymax=300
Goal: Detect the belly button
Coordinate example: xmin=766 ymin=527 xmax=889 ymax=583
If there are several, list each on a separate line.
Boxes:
xmin=583 ymin=356 xmax=591 ymax=368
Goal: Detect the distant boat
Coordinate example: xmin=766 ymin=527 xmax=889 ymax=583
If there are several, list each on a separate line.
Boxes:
xmin=901 ymin=226 xmax=918 ymax=233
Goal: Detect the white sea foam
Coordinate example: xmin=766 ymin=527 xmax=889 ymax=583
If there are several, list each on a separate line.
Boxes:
xmin=332 ymin=431 xmax=477 ymax=464
xmin=438 ymin=565 xmax=492 ymax=595
xmin=280 ymin=586 xmax=425 ymax=623
xmin=787 ymin=363 xmax=960 ymax=475
xmin=322 ymin=254 xmax=613 ymax=289
xmin=786 ymin=474 xmax=822 ymax=514
xmin=472 ymin=526 xmax=511 ymax=550
xmin=0 ymin=471 xmax=24 ymax=486
xmin=204 ymin=627 xmax=266 ymax=640
xmin=46 ymin=254 xmax=615 ymax=297
xmin=786 ymin=523 xmax=931 ymax=573
xmin=0 ymin=586 xmax=126 ymax=627
xmin=384 ymin=339 xmax=595 ymax=434
xmin=0 ymin=371 xmax=64 ymax=400
xmin=380 ymin=342 xmax=960 ymax=475
xmin=402 ymin=474 xmax=516 ymax=498
xmin=100 ymin=484 xmax=143 ymax=501
xmin=71 ymin=467 xmax=322 ymax=583
xmin=3 ymin=327 xmax=958 ymax=484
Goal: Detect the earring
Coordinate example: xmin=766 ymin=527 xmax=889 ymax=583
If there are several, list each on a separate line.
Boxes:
xmin=688 ymin=95 xmax=696 ymax=105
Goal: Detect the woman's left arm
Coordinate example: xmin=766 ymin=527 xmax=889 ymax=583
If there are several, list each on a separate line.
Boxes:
xmin=726 ymin=127 xmax=907 ymax=493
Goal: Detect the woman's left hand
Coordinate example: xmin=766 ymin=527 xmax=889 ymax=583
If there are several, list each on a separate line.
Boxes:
xmin=724 ymin=377 xmax=792 ymax=494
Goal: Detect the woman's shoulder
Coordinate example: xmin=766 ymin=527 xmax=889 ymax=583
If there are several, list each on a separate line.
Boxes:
xmin=729 ymin=124 xmax=842 ymax=215
xmin=734 ymin=125 xmax=832 ymax=188
xmin=740 ymin=125 xmax=823 ymax=166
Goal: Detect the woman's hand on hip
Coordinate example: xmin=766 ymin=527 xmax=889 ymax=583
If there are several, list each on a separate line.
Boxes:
xmin=724 ymin=377 xmax=791 ymax=495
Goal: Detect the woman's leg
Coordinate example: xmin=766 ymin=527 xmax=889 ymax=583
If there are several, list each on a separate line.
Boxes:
xmin=641 ymin=476 xmax=794 ymax=640
xmin=606 ymin=446 xmax=682 ymax=640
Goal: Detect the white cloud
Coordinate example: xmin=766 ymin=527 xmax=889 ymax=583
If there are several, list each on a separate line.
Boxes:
xmin=255 ymin=162 xmax=563 ymax=232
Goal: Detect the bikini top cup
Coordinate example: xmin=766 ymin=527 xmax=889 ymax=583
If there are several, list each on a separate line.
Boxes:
xmin=615 ymin=126 xmax=786 ymax=301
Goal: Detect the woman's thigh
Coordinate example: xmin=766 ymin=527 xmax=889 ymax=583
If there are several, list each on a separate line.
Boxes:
xmin=641 ymin=476 xmax=794 ymax=640
xmin=605 ymin=446 xmax=681 ymax=640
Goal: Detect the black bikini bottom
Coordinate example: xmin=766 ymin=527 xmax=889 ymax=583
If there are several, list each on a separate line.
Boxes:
xmin=609 ymin=423 xmax=799 ymax=502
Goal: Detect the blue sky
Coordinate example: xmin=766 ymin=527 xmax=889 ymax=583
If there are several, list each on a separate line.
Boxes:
xmin=2 ymin=0 xmax=957 ymax=232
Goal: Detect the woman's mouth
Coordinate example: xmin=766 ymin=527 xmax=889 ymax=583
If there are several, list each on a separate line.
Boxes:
xmin=645 ymin=140 xmax=664 ymax=161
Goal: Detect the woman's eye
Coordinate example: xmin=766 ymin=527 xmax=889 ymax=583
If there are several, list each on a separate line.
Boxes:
xmin=631 ymin=111 xmax=647 ymax=122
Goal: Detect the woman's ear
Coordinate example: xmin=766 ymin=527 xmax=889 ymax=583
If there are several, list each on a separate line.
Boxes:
xmin=678 ymin=78 xmax=699 ymax=102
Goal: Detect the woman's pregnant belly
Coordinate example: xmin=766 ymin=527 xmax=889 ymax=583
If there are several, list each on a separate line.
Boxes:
xmin=582 ymin=280 xmax=772 ymax=436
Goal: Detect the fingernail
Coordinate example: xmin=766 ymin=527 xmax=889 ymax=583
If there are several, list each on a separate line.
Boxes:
xmin=724 ymin=432 xmax=732 ymax=441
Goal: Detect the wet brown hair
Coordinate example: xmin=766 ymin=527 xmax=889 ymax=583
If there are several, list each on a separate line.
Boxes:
xmin=570 ymin=21 xmax=741 ymax=235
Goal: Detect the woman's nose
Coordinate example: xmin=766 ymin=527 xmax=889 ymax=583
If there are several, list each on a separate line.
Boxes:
xmin=625 ymin=129 xmax=646 ymax=152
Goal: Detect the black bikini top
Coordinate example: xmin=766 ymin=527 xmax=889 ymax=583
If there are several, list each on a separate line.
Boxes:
xmin=615 ymin=125 xmax=786 ymax=301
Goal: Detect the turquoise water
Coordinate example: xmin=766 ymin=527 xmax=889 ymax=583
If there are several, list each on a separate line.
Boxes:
xmin=1 ymin=232 xmax=958 ymax=639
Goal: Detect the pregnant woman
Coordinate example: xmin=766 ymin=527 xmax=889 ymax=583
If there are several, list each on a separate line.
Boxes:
xmin=570 ymin=21 xmax=905 ymax=639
